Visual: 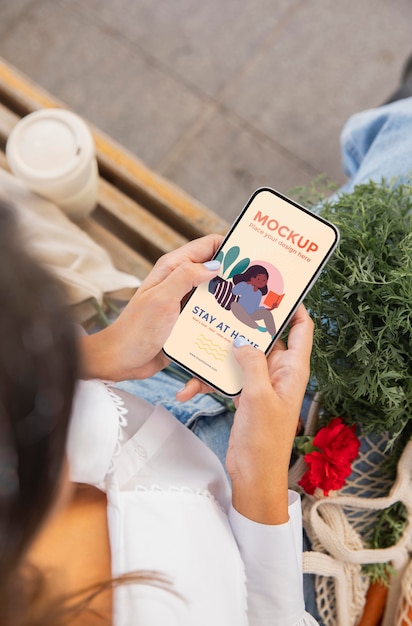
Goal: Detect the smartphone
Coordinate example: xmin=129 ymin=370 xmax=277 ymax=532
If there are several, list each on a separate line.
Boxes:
xmin=163 ymin=187 xmax=339 ymax=397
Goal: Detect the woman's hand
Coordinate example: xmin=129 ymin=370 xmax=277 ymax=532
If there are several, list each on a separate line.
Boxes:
xmin=226 ymin=305 xmax=313 ymax=525
xmin=80 ymin=234 xmax=223 ymax=382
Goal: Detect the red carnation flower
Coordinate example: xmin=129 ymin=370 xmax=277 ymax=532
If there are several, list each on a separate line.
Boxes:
xmin=298 ymin=417 xmax=360 ymax=496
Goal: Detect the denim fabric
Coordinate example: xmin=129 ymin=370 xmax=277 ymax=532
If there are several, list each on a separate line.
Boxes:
xmin=115 ymin=370 xmax=234 ymax=469
xmin=336 ymin=96 xmax=412 ymax=195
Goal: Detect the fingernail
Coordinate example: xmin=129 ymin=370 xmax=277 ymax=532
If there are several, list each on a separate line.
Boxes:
xmin=233 ymin=336 xmax=250 ymax=349
xmin=203 ymin=260 xmax=221 ymax=271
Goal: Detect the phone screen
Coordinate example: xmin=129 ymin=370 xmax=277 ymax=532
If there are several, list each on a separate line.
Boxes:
xmin=163 ymin=187 xmax=339 ymax=396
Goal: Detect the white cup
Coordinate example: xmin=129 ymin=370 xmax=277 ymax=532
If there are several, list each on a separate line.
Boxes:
xmin=6 ymin=109 xmax=99 ymax=220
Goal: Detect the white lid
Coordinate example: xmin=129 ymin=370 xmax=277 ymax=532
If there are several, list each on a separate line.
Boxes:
xmin=6 ymin=109 xmax=95 ymax=184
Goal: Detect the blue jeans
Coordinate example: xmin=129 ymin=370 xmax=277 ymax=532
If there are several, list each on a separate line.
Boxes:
xmin=336 ymin=96 xmax=412 ymax=194
xmin=116 ymin=369 xmax=234 ymax=468
xmin=115 ymin=96 xmax=412 ymax=623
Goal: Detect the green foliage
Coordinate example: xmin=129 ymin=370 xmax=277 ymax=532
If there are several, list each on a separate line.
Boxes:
xmin=289 ymin=174 xmax=339 ymax=208
xmin=368 ymin=502 xmax=408 ymax=550
xmin=305 ymin=180 xmax=412 ymax=444
xmin=362 ymin=501 xmax=408 ymax=586
xmin=362 ymin=562 xmax=395 ymax=587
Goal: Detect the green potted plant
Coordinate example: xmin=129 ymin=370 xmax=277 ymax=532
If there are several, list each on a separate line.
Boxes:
xmin=305 ymin=179 xmax=411 ymax=444
xmin=291 ymin=178 xmax=412 ymax=624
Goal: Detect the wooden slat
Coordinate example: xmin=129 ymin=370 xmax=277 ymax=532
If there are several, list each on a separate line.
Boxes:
xmin=0 ymin=58 xmax=57 ymax=112
xmin=96 ymin=178 xmax=187 ymax=261
xmin=0 ymin=57 xmax=229 ymax=239
xmin=78 ymin=217 xmax=152 ymax=281
xmin=0 ymin=146 xmax=184 ymax=269
xmin=0 ymin=101 xmax=18 ymax=147
xmin=94 ymin=141 xmax=228 ymax=240
xmin=0 ymin=57 xmax=230 ymax=324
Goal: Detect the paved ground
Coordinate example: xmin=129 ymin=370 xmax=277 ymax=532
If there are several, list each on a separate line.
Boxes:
xmin=1 ymin=0 xmax=411 ymax=222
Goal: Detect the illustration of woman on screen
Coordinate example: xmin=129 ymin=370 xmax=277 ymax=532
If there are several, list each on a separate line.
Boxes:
xmin=230 ymin=264 xmax=284 ymax=336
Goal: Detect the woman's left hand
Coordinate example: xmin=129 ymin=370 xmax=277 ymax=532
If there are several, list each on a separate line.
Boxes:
xmin=226 ymin=305 xmax=313 ymax=523
xmin=80 ymin=234 xmax=223 ymax=381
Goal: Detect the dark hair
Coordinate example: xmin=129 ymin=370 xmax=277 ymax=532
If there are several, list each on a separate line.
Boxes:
xmin=0 ymin=201 xmax=78 ymax=622
xmin=232 ymin=264 xmax=269 ymax=295
xmin=0 ymin=201 xmax=172 ymax=625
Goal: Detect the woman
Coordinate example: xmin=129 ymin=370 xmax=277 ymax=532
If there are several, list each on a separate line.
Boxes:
xmin=231 ymin=265 xmax=278 ymax=335
xmin=0 ymin=198 xmax=316 ymax=625
xmin=0 ymin=205 xmax=78 ymax=624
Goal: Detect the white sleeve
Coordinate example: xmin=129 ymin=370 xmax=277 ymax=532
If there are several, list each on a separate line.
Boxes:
xmin=228 ymin=490 xmax=319 ymax=626
xmin=66 ymin=379 xmax=120 ymax=486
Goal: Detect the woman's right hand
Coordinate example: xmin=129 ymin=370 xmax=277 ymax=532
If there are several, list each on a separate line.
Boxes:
xmin=226 ymin=305 xmax=313 ymax=525
xmin=80 ymin=234 xmax=223 ymax=382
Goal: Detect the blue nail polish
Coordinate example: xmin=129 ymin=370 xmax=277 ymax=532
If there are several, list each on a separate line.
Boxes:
xmin=203 ymin=260 xmax=221 ymax=271
xmin=233 ymin=336 xmax=250 ymax=349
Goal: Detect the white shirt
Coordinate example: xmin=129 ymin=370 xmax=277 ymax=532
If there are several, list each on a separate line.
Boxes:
xmin=67 ymin=379 xmax=318 ymax=626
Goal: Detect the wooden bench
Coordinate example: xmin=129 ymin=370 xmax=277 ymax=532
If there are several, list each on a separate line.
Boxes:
xmin=0 ymin=57 xmax=229 ymax=321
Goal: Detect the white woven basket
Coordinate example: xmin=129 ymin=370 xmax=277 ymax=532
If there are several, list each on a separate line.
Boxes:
xmin=289 ymin=397 xmax=412 ymax=626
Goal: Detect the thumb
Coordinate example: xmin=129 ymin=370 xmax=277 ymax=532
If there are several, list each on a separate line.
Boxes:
xmin=233 ymin=336 xmax=271 ymax=393
xmin=159 ymin=259 xmax=221 ymax=303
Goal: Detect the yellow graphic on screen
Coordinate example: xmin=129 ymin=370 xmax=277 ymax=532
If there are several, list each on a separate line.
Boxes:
xmin=194 ymin=334 xmax=228 ymax=362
